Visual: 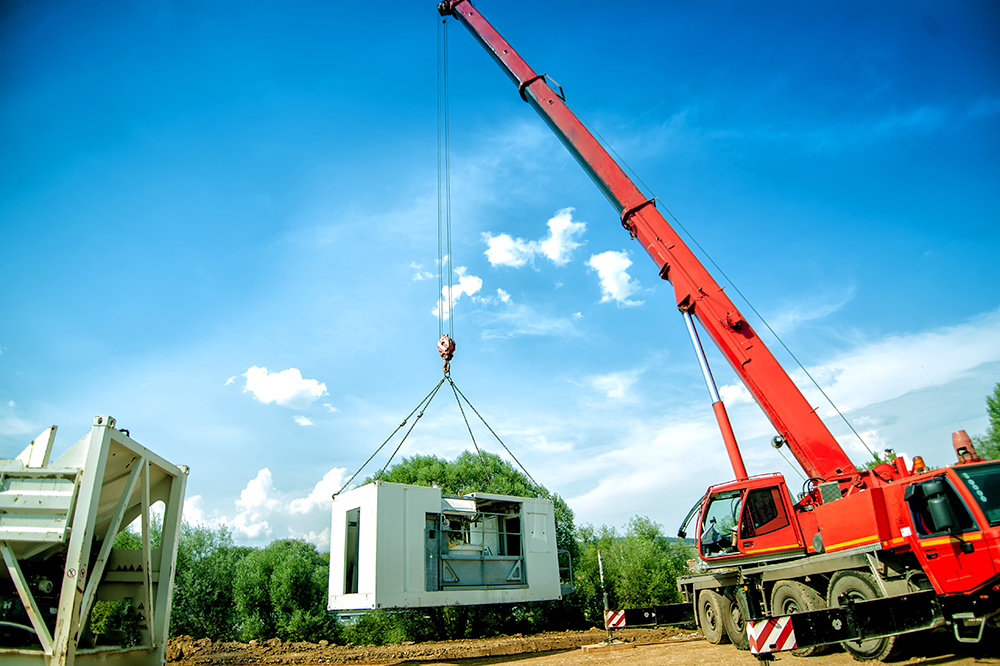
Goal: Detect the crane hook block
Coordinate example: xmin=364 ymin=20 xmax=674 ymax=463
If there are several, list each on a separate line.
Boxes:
xmin=438 ymin=335 xmax=456 ymax=360
xmin=438 ymin=335 xmax=456 ymax=374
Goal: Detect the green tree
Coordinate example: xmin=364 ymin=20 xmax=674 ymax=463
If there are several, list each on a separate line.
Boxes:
xmin=169 ymin=524 xmax=251 ymax=640
xmin=372 ymin=450 xmax=578 ymax=560
xmin=111 ymin=511 xmax=162 ymax=550
xmin=574 ymin=517 xmax=692 ymax=624
xmin=972 ymin=382 xmax=1000 ymax=460
xmin=234 ymin=539 xmax=338 ymax=642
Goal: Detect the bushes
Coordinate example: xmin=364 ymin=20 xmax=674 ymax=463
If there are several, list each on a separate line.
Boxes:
xmin=89 ymin=599 xmax=141 ymax=647
xmin=234 ymin=540 xmax=339 ymax=643
xmin=170 ymin=524 xmax=251 ymax=640
xmin=574 ymin=517 xmax=692 ymax=624
xmin=166 ymin=527 xmax=337 ymax=643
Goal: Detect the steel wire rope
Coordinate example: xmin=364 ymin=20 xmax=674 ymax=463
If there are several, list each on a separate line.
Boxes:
xmin=776 ymin=447 xmax=808 ymax=482
xmin=437 ymin=18 xmax=455 ymax=340
xmin=437 ymin=21 xmax=544 ymax=493
xmin=565 ymin=100 xmax=876 ymax=461
xmin=448 ymin=378 xmax=544 ymax=494
xmin=446 ymin=377 xmax=496 ymax=492
xmin=335 ymin=378 xmax=447 ymax=496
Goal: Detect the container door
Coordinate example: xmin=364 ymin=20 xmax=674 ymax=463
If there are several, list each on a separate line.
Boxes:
xmin=425 ymin=514 xmax=441 ymax=591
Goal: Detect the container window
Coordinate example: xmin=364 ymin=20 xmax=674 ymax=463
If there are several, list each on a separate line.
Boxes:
xmin=344 ymin=508 xmax=360 ymax=594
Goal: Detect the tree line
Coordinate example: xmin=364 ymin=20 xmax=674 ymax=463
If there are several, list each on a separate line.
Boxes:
xmin=112 ymin=449 xmax=693 ymax=645
xmin=107 ymin=382 xmax=999 ymax=645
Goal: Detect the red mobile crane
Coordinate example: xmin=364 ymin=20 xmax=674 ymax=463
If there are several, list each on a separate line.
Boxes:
xmin=438 ymin=0 xmax=1000 ymax=660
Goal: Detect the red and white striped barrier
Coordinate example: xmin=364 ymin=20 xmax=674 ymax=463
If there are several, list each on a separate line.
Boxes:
xmin=748 ymin=617 xmax=796 ymax=655
xmin=604 ymin=610 xmax=626 ymax=629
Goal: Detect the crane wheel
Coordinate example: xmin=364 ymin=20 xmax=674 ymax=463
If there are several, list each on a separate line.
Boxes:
xmin=722 ymin=587 xmax=749 ymax=650
xmin=827 ymin=570 xmax=897 ymax=661
xmin=770 ymin=580 xmax=830 ymax=656
xmin=697 ymin=589 xmax=730 ymax=644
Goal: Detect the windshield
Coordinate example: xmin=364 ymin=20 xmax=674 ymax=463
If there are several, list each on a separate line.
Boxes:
xmin=955 ymin=462 xmax=1000 ymax=527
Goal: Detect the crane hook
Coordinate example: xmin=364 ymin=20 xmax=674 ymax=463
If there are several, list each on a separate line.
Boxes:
xmin=438 ymin=335 xmax=456 ymax=374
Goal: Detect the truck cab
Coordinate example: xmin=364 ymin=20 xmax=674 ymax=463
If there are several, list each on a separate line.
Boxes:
xmin=697 ymin=474 xmax=805 ymax=564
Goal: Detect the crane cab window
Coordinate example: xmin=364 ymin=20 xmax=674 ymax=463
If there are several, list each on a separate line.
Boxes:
xmin=701 ymin=490 xmax=743 ymax=557
xmin=740 ymin=487 xmax=790 ymax=539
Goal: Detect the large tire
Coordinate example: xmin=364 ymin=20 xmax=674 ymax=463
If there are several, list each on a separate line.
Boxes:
xmin=827 ymin=570 xmax=896 ymax=661
xmin=770 ymin=580 xmax=829 ymax=657
xmin=723 ymin=588 xmax=749 ymax=650
xmin=697 ymin=589 xmax=730 ymax=644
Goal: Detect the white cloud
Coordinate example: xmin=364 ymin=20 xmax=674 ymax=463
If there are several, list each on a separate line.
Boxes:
xmin=230 ymin=468 xmax=283 ymax=540
xmin=289 ymin=468 xmax=344 ymax=515
xmin=477 ymin=303 xmax=582 ymax=340
xmin=294 ymin=415 xmax=314 ymax=426
xmin=242 ymin=366 xmax=328 ymax=410
xmin=796 ymin=308 xmax=1000 ymax=418
xmin=565 ymin=417 xmax=730 ymax=526
xmin=484 ymin=233 xmax=535 ymax=268
xmin=183 ymin=495 xmax=210 ymax=525
xmin=472 ymin=288 xmax=513 ymax=307
xmin=224 ymin=376 xmax=235 ymax=386
xmin=186 ymin=467 xmax=347 ymax=549
xmin=588 ymin=370 xmax=642 ymax=399
xmin=433 ymin=267 xmax=484 ymax=320
xmin=410 ymin=261 xmax=436 ymax=281
xmin=587 ymin=251 xmax=643 ymax=306
xmin=483 ymin=208 xmax=586 ymax=268
xmin=323 ymin=403 xmax=339 ymax=413
xmin=524 ymin=434 xmax=573 ymax=454
xmin=719 ymin=383 xmax=753 ymax=405
xmin=539 ymin=208 xmax=586 ymax=266
xmin=766 ymin=286 xmax=856 ymax=335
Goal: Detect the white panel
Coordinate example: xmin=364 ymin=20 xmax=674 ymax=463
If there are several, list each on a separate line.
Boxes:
xmin=528 ymin=512 xmax=550 ymax=553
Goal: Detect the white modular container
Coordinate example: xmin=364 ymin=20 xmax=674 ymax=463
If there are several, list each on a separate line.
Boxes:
xmin=328 ymin=481 xmax=561 ymax=610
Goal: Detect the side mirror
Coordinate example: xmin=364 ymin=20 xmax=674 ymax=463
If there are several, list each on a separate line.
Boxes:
xmin=924 ymin=480 xmax=957 ymax=533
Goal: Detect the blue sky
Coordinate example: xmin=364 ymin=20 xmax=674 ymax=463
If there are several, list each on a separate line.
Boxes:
xmin=3 ymin=0 xmax=999 ymax=549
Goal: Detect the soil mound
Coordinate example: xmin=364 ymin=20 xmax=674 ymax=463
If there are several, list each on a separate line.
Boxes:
xmin=167 ymin=627 xmax=695 ymax=664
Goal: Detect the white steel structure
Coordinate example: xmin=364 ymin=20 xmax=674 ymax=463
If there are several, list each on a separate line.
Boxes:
xmin=0 ymin=415 xmax=188 ymax=666
xmin=329 ymin=482 xmax=561 ymax=610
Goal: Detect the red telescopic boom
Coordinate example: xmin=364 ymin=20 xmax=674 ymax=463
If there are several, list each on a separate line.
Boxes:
xmin=439 ymin=0 xmax=859 ymax=481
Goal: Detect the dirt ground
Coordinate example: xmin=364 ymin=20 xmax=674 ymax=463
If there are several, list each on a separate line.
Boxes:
xmin=167 ymin=626 xmax=998 ymax=666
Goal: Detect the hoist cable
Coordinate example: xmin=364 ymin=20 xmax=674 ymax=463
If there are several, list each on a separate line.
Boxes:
xmin=436 ymin=20 xmax=445 ymax=339
xmin=567 ymin=101 xmax=875 ymax=461
xmin=335 ymin=378 xmax=446 ymax=496
xmin=776 ymin=446 xmax=808 ymax=482
xmin=437 ymin=17 xmax=455 ymax=339
xmin=449 ymin=378 xmax=544 ymax=493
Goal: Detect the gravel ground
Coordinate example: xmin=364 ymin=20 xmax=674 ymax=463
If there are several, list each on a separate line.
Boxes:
xmin=167 ymin=626 xmax=998 ymax=666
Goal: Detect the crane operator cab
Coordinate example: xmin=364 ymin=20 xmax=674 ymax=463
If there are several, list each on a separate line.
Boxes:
xmin=700 ymin=489 xmax=742 ymax=556
xmin=683 ymin=475 xmax=805 ymax=563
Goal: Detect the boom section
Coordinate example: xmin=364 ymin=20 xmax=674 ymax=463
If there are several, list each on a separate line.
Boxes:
xmin=439 ymin=0 xmax=857 ymax=481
